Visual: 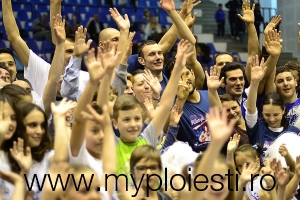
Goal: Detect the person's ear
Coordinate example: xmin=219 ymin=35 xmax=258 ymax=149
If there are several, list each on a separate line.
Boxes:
xmin=138 ymin=57 xmax=146 ymax=66
xmin=112 ymin=118 xmax=118 ymax=129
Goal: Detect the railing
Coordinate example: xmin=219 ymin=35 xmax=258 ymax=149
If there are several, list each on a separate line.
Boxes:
xmin=260 ymin=7 xmax=277 ymax=24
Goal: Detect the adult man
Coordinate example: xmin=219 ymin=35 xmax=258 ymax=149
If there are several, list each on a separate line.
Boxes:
xmin=0 ymin=48 xmax=17 ymax=81
xmin=87 ymin=14 xmax=104 ymax=45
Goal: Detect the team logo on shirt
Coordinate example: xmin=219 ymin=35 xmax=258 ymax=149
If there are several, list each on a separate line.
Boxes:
xmin=190 ymin=114 xmax=210 ymax=151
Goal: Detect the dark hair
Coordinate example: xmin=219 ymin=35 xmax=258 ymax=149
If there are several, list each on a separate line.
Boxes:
xmin=66 ymin=34 xmax=75 ymax=43
xmin=138 ymin=40 xmax=157 ymax=57
xmin=218 ymin=3 xmax=222 ymax=7
xmin=219 ymin=93 xmax=240 ymax=104
xmin=220 ymin=62 xmax=246 ymax=84
xmin=17 ymin=102 xmax=53 ymax=163
xmin=113 ymin=95 xmax=141 ymax=120
xmin=275 ymin=66 xmax=295 ymax=78
xmin=0 ymin=84 xmax=31 ymax=104
xmin=164 ymin=58 xmax=191 ymax=80
xmin=284 ymin=61 xmax=300 ymax=78
xmin=0 ymin=62 xmax=12 ymax=83
xmin=214 ymin=52 xmax=233 ymax=65
xmin=109 ymin=85 xmax=118 ymax=96
xmin=0 ymin=94 xmax=25 ymax=173
xmin=0 ymin=48 xmax=16 ymax=63
xmin=260 ymin=92 xmax=289 ymax=128
xmin=234 ymin=143 xmax=264 ymax=166
xmin=131 ymin=69 xmax=145 ymax=84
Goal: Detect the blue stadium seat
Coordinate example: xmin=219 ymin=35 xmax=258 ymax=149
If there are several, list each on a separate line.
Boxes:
xmin=41 ymin=40 xmax=54 ymax=54
xmin=26 ymin=39 xmax=40 ymax=53
xmin=0 ymin=40 xmax=7 ymax=48
xmin=62 ymin=5 xmax=75 ymax=14
xmin=137 ymin=0 xmax=148 ymax=8
xmin=16 ymin=10 xmax=32 ymax=21
xmin=35 ymin=4 xmax=50 ymax=18
xmin=149 ymin=0 xmax=159 ymax=8
xmin=207 ymin=43 xmax=220 ymax=55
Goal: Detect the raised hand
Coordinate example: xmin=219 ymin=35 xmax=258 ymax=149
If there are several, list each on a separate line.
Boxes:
xmin=274 ymin=160 xmax=290 ymax=187
xmin=239 ymin=162 xmax=260 ymax=184
xmin=143 ymin=69 xmax=162 ymax=98
xmin=109 ymin=8 xmax=130 ymax=31
xmin=177 ymin=81 xmax=189 ymax=100
xmin=206 ymin=66 xmax=224 ymax=90
xmin=237 ymin=0 xmax=255 ymax=24
xmin=264 ymin=29 xmax=282 ymax=56
xmin=143 ymin=98 xmax=156 ymax=120
xmin=84 ymin=47 xmax=106 ymax=84
xmin=53 ymin=14 xmax=66 ymax=44
xmin=227 ymin=133 xmax=240 ymax=153
xmin=160 ymin=0 xmax=175 ymax=13
xmin=180 ymin=0 xmax=201 ymax=17
xmin=298 ymin=23 xmax=300 ymax=44
xmin=206 ymin=107 xmax=236 ymax=143
xmin=264 ymin=15 xmax=281 ymax=35
xmin=121 ymin=31 xmax=136 ymax=63
xmin=175 ymin=39 xmax=194 ymax=70
xmin=185 ymin=13 xmax=197 ymax=29
xmin=249 ymin=55 xmax=266 ymax=83
xmin=81 ymin=104 xmax=111 ymax=127
xmin=278 ymin=143 xmax=289 ymax=157
xmin=99 ymin=41 xmax=121 ymax=72
xmin=10 ymin=138 xmax=32 ymax=173
xmin=170 ymin=105 xmax=183 ymax=127
xmin=51 ymin=98 xmax=77 ymax=117
xmin=73 ymin=26 xmax=93 ymax=58
xmin=0 ymin=101 xmax=11 ymax=140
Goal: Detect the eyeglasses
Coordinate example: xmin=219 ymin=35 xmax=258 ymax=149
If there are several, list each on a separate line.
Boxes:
xmin=134 ymin=165 xmax=160 ymax=173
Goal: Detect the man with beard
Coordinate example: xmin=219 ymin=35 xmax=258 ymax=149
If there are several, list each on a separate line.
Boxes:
xmin=174 ymin=64 xmax=210 ymax=153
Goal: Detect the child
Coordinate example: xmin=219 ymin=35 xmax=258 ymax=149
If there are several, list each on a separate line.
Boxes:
xmin=113 ymin=39 xmax=193 ymax=177
xmin=246 ymin=56 xmax=300 ymax=151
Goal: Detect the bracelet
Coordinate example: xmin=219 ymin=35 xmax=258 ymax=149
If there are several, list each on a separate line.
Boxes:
xmin=152 ymin=96 xmax=160 ymax=100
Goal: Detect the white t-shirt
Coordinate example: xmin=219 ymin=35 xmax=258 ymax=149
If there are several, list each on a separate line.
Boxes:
xmin=0 ymin=151 xmax=14 ymax=200
xmin=24 ymin=50 xmax=51 ymax=98
xmin=28 ymin=150 xmax=54 ymax=200
xmin=68 ymin=141 xmax=103 ymax=180
xmin=245 ymin=176 xmax=266 ymax=200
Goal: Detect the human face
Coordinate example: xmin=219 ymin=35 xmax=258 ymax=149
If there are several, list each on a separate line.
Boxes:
xmin=132 ymin=158 xmax=161 ymax=189
xmin=222 ymin=100 xmax=241 ymax=122
xmin=124 ymin=79 xmax=134 ymax=95
xmin=180 ymin=67 xmax=196 ymax=95
xmin=215 ymin=54 xmax=233 ymax=69
xmin=224 ymin=69 xmax=244 ymax=97
xmin=275 ymin=72 xmax=297 ymax=102
xmin=24 ymin=109 xmax=45 ymax=147
xmin=262 ymin=104 xmax=284 ymax=128
xmin=65 ymin=170 xmax=101 ymax=200
xmin=235 ymin=153 xmax=259 ymax=174
xmin=85 ymin=120 xmax=104 ymax=157
xmin=108 ymin=93 xmax=117 ymax=117
xmin=139 ymin=44 xmax=164 ymax=72
xmin=113 ymin=107 xmax=143 ymax=143
xmin=13 ymin=80 xmax=31 ymax=94
xmin=64 ymin=40 xmax=75 ymax=67
xmin=203 ymin=162 xmax=229 ymax=200
xmin=0 ymin=53 xmax=17 ymax=81
xmin=100 ymin=29 xmax=120 ymax=47
xmin=2 ymin=102 xmax=17 ymax=141
xmin=0 ymin=68 xmax=11 ymax=83
xmin=133 ymin=74 xmax=152 ymax=103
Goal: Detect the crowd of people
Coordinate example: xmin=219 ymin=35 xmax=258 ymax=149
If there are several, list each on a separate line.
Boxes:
xmin=0 ymin=0 xmax=300 ymax=199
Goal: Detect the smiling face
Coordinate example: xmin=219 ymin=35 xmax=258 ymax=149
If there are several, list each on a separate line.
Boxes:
xmin=224 ymin=69 xmax=244 ymax=97
xmin=138 ymin=44 xmax=164 ymax=73
xmin=24 ymin=109 xmax=46 ymax=147
xmin=124 ymin=79 xmax=134 ymax=95
xmin=180 ymin=67 xmax=196 ymax=95
xmin=215 ymin=54 xmax=234 ymax=69
xmin=113 ymin=107 xmax=143 ymax=143
xmin=0 ymin=68 xmax=11 ymax=83
xmin=275 ymin=72 xmax=297 ymax=102
xmin=0 ymin=53 xmax=17 ymax=81
xmin=132 ymin=73 xmax=152 ymax=103
xmin=222 ymin=100 xmax=241 ymax=122
xmin=262 ymin=104 xmax=284 ymax=128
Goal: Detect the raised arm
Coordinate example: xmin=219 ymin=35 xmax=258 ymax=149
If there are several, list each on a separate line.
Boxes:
xmin=51 ymin=99 xmax=77 ymax=162
xmin=81 ymin=105 xmax=116 ymax=198
xmin=0 ymin=170 xmax=26 ymax=200
xmin=158 ymin=0 xmax=201 ymax=54
xmin=42 ymin=14 xmax=66 ymax=117
xmin=239 ymin=0 xmax=260 ymax=83
xmin=96 ymin=41 xmax=121 ymax=107
xmin=50 ymin=0 xmax=62 ymax=45
xmin=247 ymin=55 xmax=266 ymax=114
xmin=285 ymin=156 xmax=300 ymax=200
xmin=2 ymin=0 xmax=30 ymax=66
xmin=206 ymin=66 xmax=224 ymax=109
xmin=70 ymin=47 xmax=109 ymax=156
xmin=152 ymin=39 xmax=193 ymax=137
